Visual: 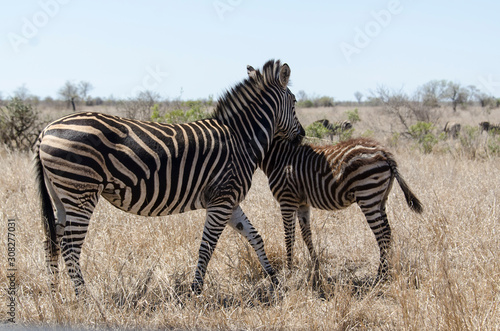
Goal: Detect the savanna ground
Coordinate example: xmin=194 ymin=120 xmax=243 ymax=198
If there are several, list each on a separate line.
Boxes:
xmin=1 ymin=104 xmax=500 ymax=329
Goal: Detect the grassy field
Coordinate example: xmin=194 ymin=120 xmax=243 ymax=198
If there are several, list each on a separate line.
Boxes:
xmin=1 ymin=105 xmax=500 ymax=329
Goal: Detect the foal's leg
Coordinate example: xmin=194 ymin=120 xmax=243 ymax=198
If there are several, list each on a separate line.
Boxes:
xmin=297 ymin=206 xmax=320 ymax=288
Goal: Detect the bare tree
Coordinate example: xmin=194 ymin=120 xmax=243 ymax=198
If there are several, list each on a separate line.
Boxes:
xmin=476 ymin=92 xmax=497 ymax=108
xmin=296 ymin=90 xmax=307 ymax=101
xmin=354 ymin=91 xmax=363 ymax=104
xmin=78 ymin=81 xmax=93 ymax=102
xmin=417 ymin=80 xmax=447 ymax=108
xmin=117 ymin=90 xmax=161 ymax=120
xmin=445 ymin=81 xmax=468 ymax=112
xmin=58 ymin=81 xmax=79 ymax=111
xmin=466 ymin=85 xmax=479 ymax=106
xmin=13 ymin=84 xmax=31 ymax=101
xmin=374 ymin=85 xmax=441 ymax=135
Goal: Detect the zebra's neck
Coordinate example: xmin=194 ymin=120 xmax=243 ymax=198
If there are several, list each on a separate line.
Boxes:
xmin=260 ymin=138 xmax=291 ymax=175
xmin=213 ymin=85 xmax=277 ymax=164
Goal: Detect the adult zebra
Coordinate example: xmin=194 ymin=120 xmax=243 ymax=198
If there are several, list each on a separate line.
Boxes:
xmin=34 ymin=60 xmax=305 ymax=296
xmin=260 ymin=137 xmax=422 ymax=285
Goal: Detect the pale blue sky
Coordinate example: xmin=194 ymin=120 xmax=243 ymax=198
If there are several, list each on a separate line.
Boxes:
xmin=1 ymin=1 xmax=499 ymax=101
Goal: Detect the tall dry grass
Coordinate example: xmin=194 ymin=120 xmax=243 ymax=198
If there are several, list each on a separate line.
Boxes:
xmin=0 ymin=105 xmax=499 ymax=329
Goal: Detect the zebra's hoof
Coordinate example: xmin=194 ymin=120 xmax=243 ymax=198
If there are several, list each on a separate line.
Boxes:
xmin=190 ymin=281 xmax=203 ymax=295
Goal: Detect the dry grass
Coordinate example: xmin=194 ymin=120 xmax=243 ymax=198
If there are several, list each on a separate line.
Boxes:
xmin=1 ymin=106 xmax=500 ymax=329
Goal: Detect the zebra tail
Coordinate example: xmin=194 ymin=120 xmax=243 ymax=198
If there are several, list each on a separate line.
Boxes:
xmin=33 ymin=139 xmax=58 ymax=255
xmin=386 ymin=155 xmax=424 ymax=214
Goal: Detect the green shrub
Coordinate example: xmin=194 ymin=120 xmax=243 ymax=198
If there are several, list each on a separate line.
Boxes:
xmin=316 ymin=96 xmax=334 ymax=107
xmin=389 ymin=132 xmax=400 ymax=148
xmin=297 ymin=99 xmax=314 ymax=108
xmin=345 ymin=108 xmax=360 ymax=124
xmin=152 ymin=100 xmax=209 ymax=124
xmin=305 ymin=121 xmax=330 ymax=139
xmin=487 ymin=134 xmax=500 ymax=156
xmin=150 ymin=103 xmax=162 ymax=122
xmin=339 ymin=128 xmax=354 ymax=141
xmin=409 ymin=121 xmax=438 ymax=154
xmin=0 ymin=98 xmax=41 ymax=151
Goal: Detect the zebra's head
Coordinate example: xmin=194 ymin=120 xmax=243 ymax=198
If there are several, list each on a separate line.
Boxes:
xmin=247 ymin=60 xmax=305 ymax=145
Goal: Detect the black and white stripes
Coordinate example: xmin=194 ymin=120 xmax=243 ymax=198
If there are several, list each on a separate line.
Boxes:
xmin=260 ymin=137 xmax=422 ymax=283
xmin=34 ymin=59 xmax=305 ymax=295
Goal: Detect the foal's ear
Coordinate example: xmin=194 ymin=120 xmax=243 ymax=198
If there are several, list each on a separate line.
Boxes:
xmin=247 ymin=65 xmax=257 ymax=79
xmin=279 ymin=63 xmax=291 ymax=88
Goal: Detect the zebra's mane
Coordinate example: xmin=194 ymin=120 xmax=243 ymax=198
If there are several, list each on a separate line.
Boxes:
xmin=212 ymin=59 xmax=284 ymax=120
xmin=308 ymin=137 xmax=381 ymax=151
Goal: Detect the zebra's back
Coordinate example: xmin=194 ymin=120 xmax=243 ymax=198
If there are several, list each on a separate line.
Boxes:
xmin=263 ymin=138 xmax=394 ymax=211
xmin=38 ymin=112 xmax=248 ymax=216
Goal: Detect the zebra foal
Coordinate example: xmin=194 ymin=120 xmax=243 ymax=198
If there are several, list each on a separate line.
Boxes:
xmin=260 ymin=137 xmax=422 ymax=285
xmin=34 ymin=59 xmax=305 ymax=295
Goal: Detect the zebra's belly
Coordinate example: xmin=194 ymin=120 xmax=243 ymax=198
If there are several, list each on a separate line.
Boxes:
xmin=100 ymin=179 xmax=205 ymax=216
xmin=306 ymin=191 xmax=354 ymax=211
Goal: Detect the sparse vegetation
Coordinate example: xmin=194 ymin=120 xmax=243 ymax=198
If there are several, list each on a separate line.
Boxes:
xmin=1 ymin=79 xmax=500 ymax=329
xmin=296 ymin=91 xmax=334 ymax=108
xmin=152 ymin=100 xmax=211 ymax=124
xmin=345 ymin=108 xmax=360 ymax=124
xmin=0 ymin=97 xmax=42 ymax=151
xmin=305 ymin=121 xmax=331 ymax=140
xmin=408 ymin=121 xmax=440 ymax=154
xmin=1 ymin=135 xmax=500 ymax=329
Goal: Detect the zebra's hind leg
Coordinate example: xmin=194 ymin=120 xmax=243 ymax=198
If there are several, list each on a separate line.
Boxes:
xmin=297 ymin=206 xmax=320 ymax=289
xmin=228 ymin=206 xmax=277 ymax=285
xmin=59 ymin=193 xmax=99 ymax=296
xmin=361 ymin=206 xmax=392 ymax=282
xmin=42 ymin=173 xmax=68 ymax=293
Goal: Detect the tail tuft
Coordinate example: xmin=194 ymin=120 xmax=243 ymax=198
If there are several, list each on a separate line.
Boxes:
xmin=386 ymin=153 xmax=423 ymax=214
xmin=398 ymin=175 xmax=424 ymax=214
xmin=33 ymin=139 xmax=58 ymax=255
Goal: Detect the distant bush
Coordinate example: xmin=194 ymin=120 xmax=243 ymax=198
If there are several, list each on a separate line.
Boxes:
xmin=345 ymin=108 xmax=360 ymax=124
xmin=297 ymin=99 xmax=314 ymax=108
xmin=487 ymin=133 xmax=500 ymax=157
xmin=152 ymin=100 xmax=210 ymax=124
xmin=0 ymin=98 xmax=42 ymax=151
xmin=119 ymin=90 xmax=161 ymax=120
xmin=297 ymin=95 xmax=334 ymax=108
xmin=338 ymin=128 xmax=354 ymax=141
xmin=305 ymin=121 xmax=330 ymax=139
xmin=316 ymin=96 xmax=334 ymax=107
xmin=409 ymin=121 xmax=439 ymax=154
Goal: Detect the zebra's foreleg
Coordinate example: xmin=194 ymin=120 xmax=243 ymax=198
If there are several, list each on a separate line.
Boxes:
xmin=192 ymin=206 xmax=233 ymax=295
xmin=280 ymin=203 xmax=298 ymax=270
xmin=297 ymin=206 xmax=320 ymax=288
xmin=228 ymin=206 xmax=277 ymax=284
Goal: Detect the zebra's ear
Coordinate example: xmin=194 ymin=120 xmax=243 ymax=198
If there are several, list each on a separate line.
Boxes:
xmin=279 ymin=63 xmax=291 ymax=88
xmin=247 ymin=65 xmax=257 ymax=79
